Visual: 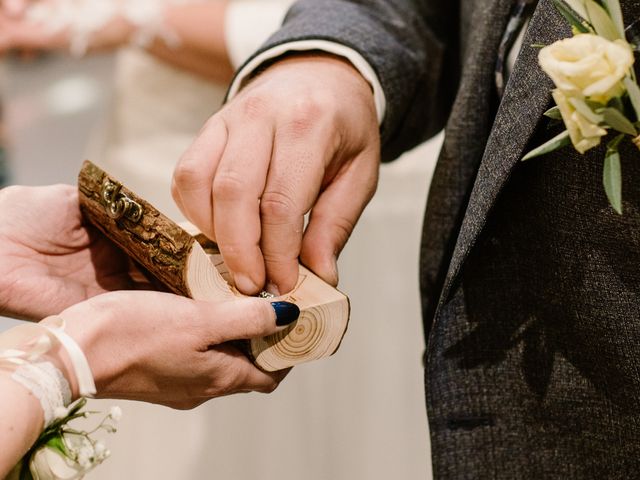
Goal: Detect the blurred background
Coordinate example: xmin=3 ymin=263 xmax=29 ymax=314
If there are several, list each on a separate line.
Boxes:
xmin=0 ymin=1 xmax=442 ymax=478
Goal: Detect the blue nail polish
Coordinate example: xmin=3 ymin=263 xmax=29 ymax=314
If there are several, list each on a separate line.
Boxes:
xmin=271 ymin=302 xmax=300 ymax=326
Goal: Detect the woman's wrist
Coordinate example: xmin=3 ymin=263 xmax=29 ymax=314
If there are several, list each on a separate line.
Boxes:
xmin=46 ymin=298 xmax=116 ymax=400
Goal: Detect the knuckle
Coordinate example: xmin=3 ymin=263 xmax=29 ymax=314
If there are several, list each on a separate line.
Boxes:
xmin=287 ymin=97 xmax=321 ymax=132
xmin=257 ymin=379 xmax=280 ymax=394
xmin=241 ymin=301 xmax=266 ymax=338
xmin=213 ymin=369 xmax=241 ymax=396
xmin=214 ymin=379 xmax=233 ymax=397
xmin=260 ymin=190 xmax=296 ymax=221
xmin=333 ymin=215 xmax=356 ymax=241
xmin=218 ymin=242 xmax=244 ymax=258
xmin=262 ymin=250 xmax=298 ymax=267
xmin=213 ymin=170 xmax=249 ymax=202
xmin=239 ymin=94 xmax=269 ymax=120
xmin=173 ymin=158 xmax=203 ymax=189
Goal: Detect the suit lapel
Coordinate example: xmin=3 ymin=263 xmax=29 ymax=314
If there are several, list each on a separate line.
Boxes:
xmin=439 ymin=0 xmax=569 ymax=303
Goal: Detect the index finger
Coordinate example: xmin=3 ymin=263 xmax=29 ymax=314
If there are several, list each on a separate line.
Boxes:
xmin=206 ymin=344 xmax=290 ymax=395
xmin=211 ymin=118 xmax=272 ymax=294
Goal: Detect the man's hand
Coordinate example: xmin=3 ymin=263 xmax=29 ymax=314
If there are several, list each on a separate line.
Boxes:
xmin=0 ymin=185 xmax=147 ymax=320
xmin=172 ymin=54 xmax=380 ymax=295
xmin=57 ymin=292 xmax=295 ymax=408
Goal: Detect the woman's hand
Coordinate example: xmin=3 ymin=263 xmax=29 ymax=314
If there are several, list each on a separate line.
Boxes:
xmin=0 ymin=7 xmax=67 ymax=53
xmin=56 ymin=291 xmax=295 ymax=409
xmin=0 ymin=275 xmax=297 ymax=479
xmin=0 ymin=185 xmax=148 ymax=320
xmin=0 ymin=5 xmax=134 ymax=54
xmin=0 ymin=1 xmax=234 ymax=82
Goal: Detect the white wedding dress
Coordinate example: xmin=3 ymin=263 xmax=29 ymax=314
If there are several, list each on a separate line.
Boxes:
xmin=89 ymin=45 xmax=226 ymax=220
xmin=83 ymin=2 xmax=438 ymax=478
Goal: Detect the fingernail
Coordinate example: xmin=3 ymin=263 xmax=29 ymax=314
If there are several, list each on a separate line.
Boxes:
xmin=234 ymin=273 xmax=258 ymax=294
xmin=271 ymin=301 xmax=300 ymax=327
xmin=265 ymin=281 xmax=281 ymax=296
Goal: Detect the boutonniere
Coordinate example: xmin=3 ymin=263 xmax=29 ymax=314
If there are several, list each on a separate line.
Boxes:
xmin=523 ymin=0 xmax=640 ymax=214
xmin=8 ymin=399 xmax=121 ymax=480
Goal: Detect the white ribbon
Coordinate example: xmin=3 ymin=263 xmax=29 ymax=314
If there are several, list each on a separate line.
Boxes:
xmin=43 ymin=317 xmax=96 ymax=398
xmin=0 ymin=331 xmax=53 ymax=367
xmin=0 ymin=318 xmax=96 ymax=398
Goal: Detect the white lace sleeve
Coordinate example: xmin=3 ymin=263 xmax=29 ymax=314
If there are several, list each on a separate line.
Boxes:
xmin=26 ymin=0 xmax=181 ymax=57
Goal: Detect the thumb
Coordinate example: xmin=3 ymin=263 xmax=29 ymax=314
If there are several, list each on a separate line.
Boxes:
xmin=301 ymin=151 xmax=379 ymax=286
xmin=208 ymin=298 xmax=300 ymax=344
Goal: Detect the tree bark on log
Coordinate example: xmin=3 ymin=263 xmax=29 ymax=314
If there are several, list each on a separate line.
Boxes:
xmin=78 ymin=160 xmax=195 ymax=298
xmin=78 ymin=160 xmax=350 ymax=371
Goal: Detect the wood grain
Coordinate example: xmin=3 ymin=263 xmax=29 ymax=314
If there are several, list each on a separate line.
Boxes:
xmin=78 ymin=160 xmax=350 ymax=371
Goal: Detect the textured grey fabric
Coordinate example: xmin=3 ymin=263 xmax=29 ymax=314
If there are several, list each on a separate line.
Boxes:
xmin=232 ymin=0 xmax=640 ymax=477
xmin=233 ymin=0 xmax=459 ymax=162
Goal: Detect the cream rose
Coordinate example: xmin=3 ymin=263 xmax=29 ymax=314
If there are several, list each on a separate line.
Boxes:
xmin=552 ymin=89 xmax=607 ymax=153
xmin=29 ymin=446 xmax=85 ymax=480
xmin=539 ymin=34 xmax=634 ymax=103
xmin=29 ymin=432 xmax=110 ymax=480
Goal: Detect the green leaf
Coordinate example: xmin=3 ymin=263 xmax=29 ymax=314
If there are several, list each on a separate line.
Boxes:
xmin=19 ymin=461 xmax=34 ymax=480
xmin=522 ymin=130 xmax=571 ymax=161
xmin=624 ymin=77 xmax=640 ymax=121
xmin=552 ymin=0 xmax=594 ymax=33
xmin=603 ymin=134 xmax=624 ymax=214
xmin=544 ymin=106 xmax=563 ymax=120
xmin=67 ymin=397 xmax=87 ymax=417
xmin=605 ymin=96 xmax=624 ymax=113
xmin=568 ymin=96 xmax=604 ymax=124
xmin=584 ymin=0 xmax=622 ymax=40
xmin=563 ymin=0 xmax=589 ymax=19
xmin=45 ymin=435 xmax=67 ymax=455
xmin=601 ymin=0 xmax=625 ymax=39
xmin=599 ymin=107 xmax=637 ymax=135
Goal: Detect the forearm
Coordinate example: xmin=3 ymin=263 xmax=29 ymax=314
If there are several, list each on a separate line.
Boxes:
xmin=88 ymin=2 xmax=233 ymax=83
xmin=0 ymin=303 xmax=111 ymax=477
xmin=145 ymin=1 xmax=233 ymax=83
xmin=0 ymin=307 xmax=105 ymax=477
xmin=0 ymin=373 xmax=45 ymax=477
xmin=9 ymin=1 xmax=234 ymax=83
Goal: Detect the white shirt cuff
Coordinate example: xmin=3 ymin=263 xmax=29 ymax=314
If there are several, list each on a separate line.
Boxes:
xmin=224 ymin=0 xmax=294 ymax=69
xmin=227 ymin=40 xmax=387 ymax=125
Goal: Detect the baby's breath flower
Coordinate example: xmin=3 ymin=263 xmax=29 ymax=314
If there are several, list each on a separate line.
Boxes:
xmin=26 ymin=399 xmax=119 ymax=480
xmin=108 ymin=406 xmax=122 ymax=423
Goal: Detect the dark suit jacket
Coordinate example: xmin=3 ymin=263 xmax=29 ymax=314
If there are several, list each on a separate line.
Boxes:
xmin=237 ymin=0 xmax=640 ymax=477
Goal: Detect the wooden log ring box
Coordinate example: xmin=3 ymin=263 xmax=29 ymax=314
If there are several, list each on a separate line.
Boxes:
xmin=77 ymin=160 xmax=350 ymax=372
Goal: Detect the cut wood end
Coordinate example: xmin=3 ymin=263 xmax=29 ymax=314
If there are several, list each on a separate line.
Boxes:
xmin=250 ymin=265 xmax=350 ymax=372
xmin=78 ymin=160 xmax=350 ymax=372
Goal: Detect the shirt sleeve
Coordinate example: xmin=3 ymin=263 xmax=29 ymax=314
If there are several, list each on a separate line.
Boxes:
xmin=223 ymin=0 xmax=453 ymax=162
xmin=226 ymin=40 xmax=387 ymax=125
